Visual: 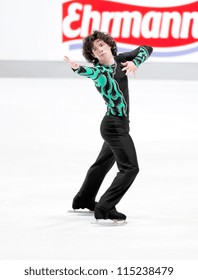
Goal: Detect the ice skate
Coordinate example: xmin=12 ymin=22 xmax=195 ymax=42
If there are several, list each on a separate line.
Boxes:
xmin=92 ymin=207 xmax=127 ymax=226
xmin=91 ymin=219 xmax=127 ymax=226
xmin=67 ymin=209 xmax=94 ymax=215
xmin=68 ymin=195 xmax=97 ymax=213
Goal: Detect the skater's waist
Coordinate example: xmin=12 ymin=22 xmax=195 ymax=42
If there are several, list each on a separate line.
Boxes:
xmin=103 ymin=115 xmax=130 ymax=122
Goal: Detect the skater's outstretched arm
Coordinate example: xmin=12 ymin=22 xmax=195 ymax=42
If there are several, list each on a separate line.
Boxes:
xmin=64 ymin=56 xmax=99 ymax=79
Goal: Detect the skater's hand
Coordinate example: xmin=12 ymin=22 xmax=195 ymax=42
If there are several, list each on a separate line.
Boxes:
xmin=63 ymin=56 xmax=80 ymax=70
xmin=121 ymin=61 xmax=137 ymax=77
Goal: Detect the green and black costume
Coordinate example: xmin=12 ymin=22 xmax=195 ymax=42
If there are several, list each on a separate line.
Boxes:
xmin=72 ymin=45 xmax=153 ymax=217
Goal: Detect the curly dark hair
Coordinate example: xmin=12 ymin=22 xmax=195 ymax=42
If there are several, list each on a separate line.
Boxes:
xmin=82 ymin=30 xmax=117 ymax=64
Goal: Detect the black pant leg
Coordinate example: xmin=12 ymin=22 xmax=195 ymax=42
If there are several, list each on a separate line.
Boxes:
xmin=74 ymin=141 xmax=115 ymax=204
xmin=98 ymin=116 xmax=139 ymax=211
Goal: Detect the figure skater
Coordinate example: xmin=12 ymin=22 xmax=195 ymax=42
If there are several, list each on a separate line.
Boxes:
xmin=64 ymin=30 xmax=153 ymax=222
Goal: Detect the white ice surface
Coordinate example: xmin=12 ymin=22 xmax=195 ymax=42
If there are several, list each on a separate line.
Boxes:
xmin=0 ymin=78 xmax=198 ymax=260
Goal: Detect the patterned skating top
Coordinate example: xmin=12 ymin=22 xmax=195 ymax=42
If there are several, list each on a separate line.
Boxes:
xmin=74 ymin=45 xmax=153 ymax=117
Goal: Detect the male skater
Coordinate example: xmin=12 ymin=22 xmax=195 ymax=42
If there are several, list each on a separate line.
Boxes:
xmin=64 ymin=30 xmax=153 ymax=222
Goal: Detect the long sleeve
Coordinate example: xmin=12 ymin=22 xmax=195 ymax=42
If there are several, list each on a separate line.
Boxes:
xmin=119 ymin=45 xmax=153 ymax=67
xmin=72 ymin=65 xmax=99 ymax=80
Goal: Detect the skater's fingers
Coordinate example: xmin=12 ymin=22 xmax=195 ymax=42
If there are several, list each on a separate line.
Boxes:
xmin=63 ymin=56 xmax=71 ymax=62
xmin=127 ymin=69 xmax=136 ymax=78
xmin=122 ymin=66 xmax=128 ymax=71
xmin=63 ymin=56 xmax=81 ymax=70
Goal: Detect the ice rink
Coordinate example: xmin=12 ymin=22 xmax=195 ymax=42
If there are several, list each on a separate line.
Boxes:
xmin=0 ymin=77 xmax=198 ymax=260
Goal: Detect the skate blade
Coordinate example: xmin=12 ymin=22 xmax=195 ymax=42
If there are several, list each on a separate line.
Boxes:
xmin=67 ymin=209 xmax=94 ymax=215
xmin=91 ymin=219 xmax=127 ymax=226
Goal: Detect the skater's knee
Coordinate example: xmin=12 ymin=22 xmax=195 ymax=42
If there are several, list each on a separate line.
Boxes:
xmin=124 ymin=165 xmax=139 ymax=176
xmin=132 ymin=165 xmax=139 ymax=176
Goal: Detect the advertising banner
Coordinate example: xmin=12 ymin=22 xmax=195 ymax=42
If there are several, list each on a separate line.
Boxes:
xmin=62 ymin=0 xmax=198 ymax=62
xmin=0 ymin=0 xmax=197 ymax=61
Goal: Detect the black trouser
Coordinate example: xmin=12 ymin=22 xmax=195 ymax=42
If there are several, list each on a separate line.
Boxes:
xmin=76 ymin=115 xmax=139 ymax=212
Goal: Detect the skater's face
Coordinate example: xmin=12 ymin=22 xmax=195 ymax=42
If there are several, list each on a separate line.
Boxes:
xmin=92 ymin=39 xmax=113 ymax=64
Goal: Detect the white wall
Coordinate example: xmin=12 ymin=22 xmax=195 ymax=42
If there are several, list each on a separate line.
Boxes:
xmin=0 ymin=0 xmax=62 ymax=60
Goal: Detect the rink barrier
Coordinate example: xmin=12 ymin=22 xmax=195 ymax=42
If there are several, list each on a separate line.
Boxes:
xmin=0 ymin=61 xmax=197 ymax=80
